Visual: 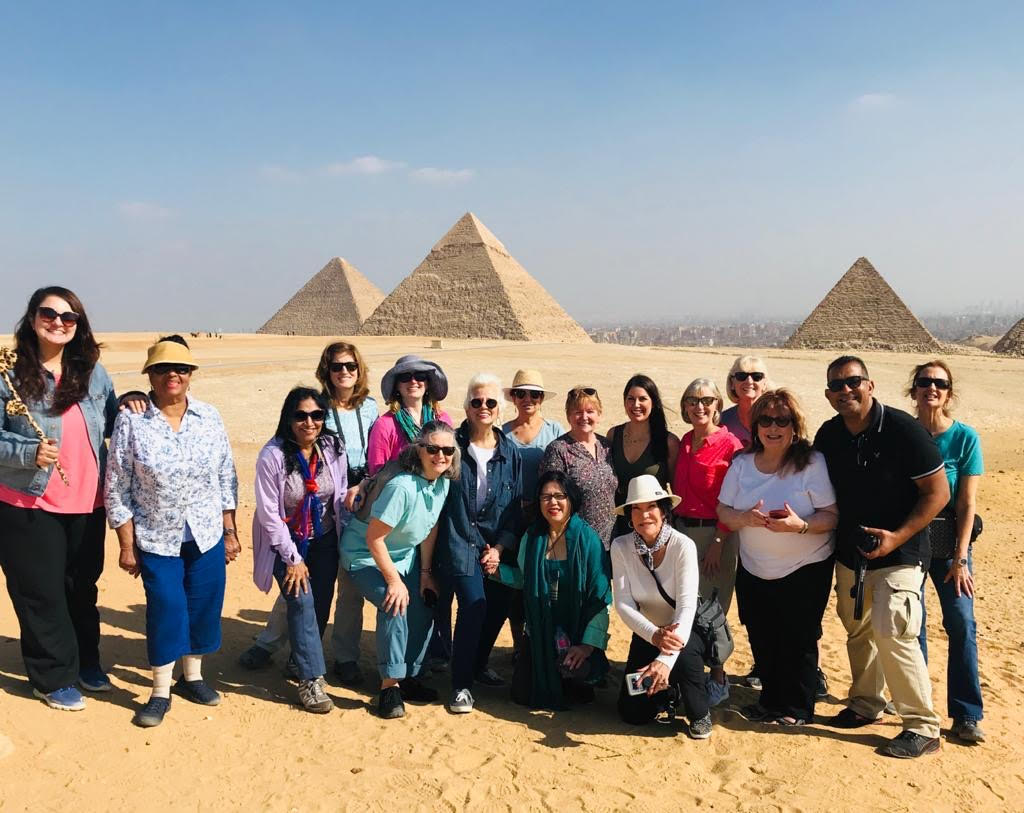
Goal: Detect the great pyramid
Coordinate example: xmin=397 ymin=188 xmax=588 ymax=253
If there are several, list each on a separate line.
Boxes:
xmin=358 ymin=213 xmax=591 ymax=342
xmin=993 ymin=317 xmax=1024 ymax=357
xmin=257 ymin=257 xmax=384 ymax=335
xmin=785 ymin=257 xmax=941 ymax=352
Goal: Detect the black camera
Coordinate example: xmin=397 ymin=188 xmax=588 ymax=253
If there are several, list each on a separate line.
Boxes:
xmin=347 ymin=465 xmax=368 ymax=486
xmin=851 ymin=528 xmax=880 ymax=620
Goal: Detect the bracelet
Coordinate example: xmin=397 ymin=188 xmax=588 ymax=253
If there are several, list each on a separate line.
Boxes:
xmin=798 ymin=521 xmax=809 ymax=535
xmin=224 ymin=528 xmax=237 ymax=536
xmin=421 ymin=568 xmax=432 ymax=574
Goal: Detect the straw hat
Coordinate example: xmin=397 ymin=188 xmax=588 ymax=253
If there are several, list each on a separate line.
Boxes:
xmin=380 ymin=354 xmax=448 ymax=402
xmin=614 ymin=474 xmax=682 ymax=515
xmin=503 ymin=368 xmax=557 ymax=398
xmin=141 ymin=339 xmax=198 ymax=373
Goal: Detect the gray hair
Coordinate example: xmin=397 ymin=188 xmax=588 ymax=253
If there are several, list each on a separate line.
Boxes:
xmin=725 ymin=355 xmax=772 ymax=403
xmin=397 ymin=420 xmax=461 ymax=480
xmin=680 ymin=378 xmax=724 ymax=426
xmin=463 ymin=372 xmax=505 ymax=414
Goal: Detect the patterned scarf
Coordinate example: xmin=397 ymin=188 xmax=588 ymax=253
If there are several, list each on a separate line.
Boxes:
xmin=285 ymin=448 xmax=323 ymax=557
xmin=633 ymin=520 xmax=672 ymax=571
xmin=395 ymin=402 xmax=435 ymax=443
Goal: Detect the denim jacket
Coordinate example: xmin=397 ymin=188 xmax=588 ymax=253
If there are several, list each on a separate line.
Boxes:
xmin=436 ymin=421 xmax=523 ymax=578
xmin=0 ymin=362 xmax=118 ymax=496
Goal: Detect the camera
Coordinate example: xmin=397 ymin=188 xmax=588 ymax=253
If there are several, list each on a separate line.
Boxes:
xmin=851 ymin=528 xmax=880 ymax=620
xmin=347 ymin=465 xmax=368 ymax=486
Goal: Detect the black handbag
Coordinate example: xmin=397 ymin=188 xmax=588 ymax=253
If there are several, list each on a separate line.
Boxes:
xmin=928 ymin=508 xmax=983 ymax=559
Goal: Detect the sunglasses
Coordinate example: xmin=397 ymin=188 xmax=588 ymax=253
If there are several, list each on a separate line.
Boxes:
xmin=510 ymin=389 xmax=543 ymax=400
xmin=827 ymin=375 xmax=867 ymax=392
xmin=539 ymin=492 xmax=568 ymax=503
xmin=732 ymin=371 xmax=765 ymax=382
xmin=420 ymin=443 xmax=455 ymax=457
xmin=469 ymin=398 xmax=498 ymax=410
xmin=569 ymin=387 xmax=598 ymax=397
xmin=37 ymin=306 xmax=80 ymax=325
xmin=329 ymin=361 xmax=359 ymax=374
xmin=683 ymin=396 xmax=717 ymax=409
xmin=756 ymin=414 xmax=793 ymax=428
xmin=292 ymin=409 xmax=326 ymax=423
xmin=149 ymin=363 xmax=194 ymax=376
xmin=914 ymin=376 xmax=951 ymax=391
xmin=397 ymin=371 xmax=429 ymax=384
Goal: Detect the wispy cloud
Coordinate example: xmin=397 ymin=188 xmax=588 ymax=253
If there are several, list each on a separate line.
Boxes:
xmin=117 ymin=201 xmax=173 ymax=221
xmin=324 ymin=155 xmax=406 ymax=176
xmin=409 ymin=167 xmax=475 ymax=185
xmin=849 ymin=92 xmax=898 ymax=111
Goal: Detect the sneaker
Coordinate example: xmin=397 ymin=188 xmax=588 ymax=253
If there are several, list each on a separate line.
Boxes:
xmin=739 ymin=702 xmax=777 ymax=722
xmin=705 ymin=675 xmax=729 ymax=707
xmin=883 ymin=730 xmax=940 ymax=759
xmin=742 ymin=668 xmax=762 ymax=690
xmin=475 ymin=667 xmax=505 ymax=687
xmin=79 ymin=665 xmax=113 ymax=693
xmin=133 ymin=696 xmax=171 ymax=727
xmin=425 ymin=656 xmax=449 ymax=674
xmin=378 ymin=686 xmax=405 ymax=719
xmin=824 ymin=707 xmax=878 ymax=729
xmin=298 ymin=678 xmax=334 ymax=714
xmin=238 ymin=645 xmax=273 ymax=670
xmin=399 ymin=676 xmax=439 ymax=703
xmin=448 ymin=688 xmax=474 ymax=713
xmin=33 ymin=686 xmax=85 ymax=711
xmin=688 ymin=713 xmax=713 ymax=740
xmin=172 ymin=677 xmax=221 ymax=706
xmin=815 ymin=667 xmax=828 ymax=700
xmin=332 ymin=660 xmax=364 ymax=687
xmin=282 ymin=656 xmax=300 ymax=681
xmin=951 ymin=718 xmax=986 ymax=744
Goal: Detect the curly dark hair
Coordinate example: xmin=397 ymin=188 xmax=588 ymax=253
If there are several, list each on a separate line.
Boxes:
xmin=273 ymin=386 xmax=341 ymax=474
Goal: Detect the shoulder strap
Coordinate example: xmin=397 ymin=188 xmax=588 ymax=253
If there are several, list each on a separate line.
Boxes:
xmin=355 ymin=403 xmax=365 ymax=448
xmin=353 ymin=459 xmax=403 ymax=522
xmin=643 ymin=557 xmax=676 ymax=609
xmin=330 ymin=407 xmax=346 ymax=444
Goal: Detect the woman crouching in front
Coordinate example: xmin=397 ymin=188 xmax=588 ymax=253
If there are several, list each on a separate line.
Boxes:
xmin=340 ymin=420 xmax=459 ymax=719
xmin=611 ymin=475 xmax=711 ymax=739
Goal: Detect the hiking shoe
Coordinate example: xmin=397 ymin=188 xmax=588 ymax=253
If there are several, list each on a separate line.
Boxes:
xmin=705 ymin=675 xmax=729 ymax=707
xmin=332 ymin=660 xmax=364 ymax=687
xmin=448 ymin=688 xmax=474 ymax=714
xmin=378 ymin=686 xmax=405 ymax=719
xmin=33 ymin=686 xmax=85 ymax=711
xmin=298 ymin=678 xmax=334 ymax=714
xmin=951 ymin=718 xmax=986 ymax=744
xmin=172 ymin=677 xmax=221 ymax=706
xmin=399 ymin=676 xmax=439 ymax=703
xmin=883 ymin=731 xmax=940 ymax=759
xmin=824 ymin=707 xmax=877 ymax=728
xmin=282 ymin=656 xmax=300 ymax=681
xmin=815 ymin=667 xmax=828 ymax=700
xmin=688 ymin=713 xmax=713 ymax=740
xmin=742 ymin=668 xmax=762 ymax=690
xmin=238 ymin=645 xmax=273 ymax=670
xmin=79 ymin=665 xmax=113 ymax=692
xmin=475 ymin=667 xmax=505 ymax=687
xmin=133 ymin=696 xmax=171 ymax=727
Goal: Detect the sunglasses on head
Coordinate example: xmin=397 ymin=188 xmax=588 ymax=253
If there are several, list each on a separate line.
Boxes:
xmin=397 ymin=371 xmax=429 ymax=384
xmin=420 ymin=443 xmax=455 ymax=457
xmin=684 ymin=396 xmax=716 ymax=408
xmin=732 ymin=371 xmax=765 ymax=382
xmin=827 ymin=375 xmax=867 ymax=392
xmin=37 ymin=306 xmax=80 ymax=325
xmin=149 ymin=363 xmax=193 ymax=376
xmin=570 ymin=387 xmax=597 ymax=397
xmin=469 ymin=398 xmax=498 ymax=410
xmin=510 ymin=388 xmax=543 ymax=400
xmin=539 ymin=491 xmax=568 ymax=503
xmin=329 ymin=361 xmax=359 ymax=374
xmin=914 ymin=376 xmax=951 ymax=390
xmin=292 ymin=409 xmax=326 ymax=423
xmin=756 ymin=414 xmax=793 ymax=428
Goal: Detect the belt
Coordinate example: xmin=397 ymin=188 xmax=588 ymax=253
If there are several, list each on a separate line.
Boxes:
xmin=678 ymin=517 xmax=717 ymax=528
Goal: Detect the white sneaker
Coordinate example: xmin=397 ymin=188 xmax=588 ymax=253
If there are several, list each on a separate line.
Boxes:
xmin=449 ymin=688 xmax=474 ymax=714
xmin=705 ymin=674 xmax=729 ymax=707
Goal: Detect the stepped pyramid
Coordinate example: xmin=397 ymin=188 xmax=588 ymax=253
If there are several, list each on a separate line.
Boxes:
xmin=785 ymin=257 xmax=941 ymax=352
xmin=993 ymin=317 xmax=1024 ymax=357
xmin=359 ymin=213 xmax=591 ymax=342
xmin=257 ymin=257 xmax=384 ymax=335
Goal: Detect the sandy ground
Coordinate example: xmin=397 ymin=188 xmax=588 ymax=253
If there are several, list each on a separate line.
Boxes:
xmin=1 ymin=333 xmax=1022 ymax=812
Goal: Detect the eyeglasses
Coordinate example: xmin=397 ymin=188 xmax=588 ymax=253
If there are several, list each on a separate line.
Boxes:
xmin=539 ymin=492 xmax=568 ymax=503
xmin=292 ymin=409 xmax=326 ymax=423
xmin=469 ymin=398 xmax=498 ymax=409
xmin=397 ymin=371 xmax=429 ymax=384
xmin=732 ymin=371 xmax=765 ymax=382
xmin=827 ymin=375 xmax=867 ymax=392
xmin=683 ymin=396 xmax=717 ymax=409
xmin=914 ymin=376 xmax=951 ymax=390
xmin=329 ymin=361 xmax=359 ymax=374
xmin=37 ymin=306 xmax=80 ymax=325
xmin=756 ymin=414 xmax=793 ymax=428
xmin=510 ymin=389 xmax=543 ymax=400
xmin=569 ymin=387 xmax=597 ymax=397
xmin=149 ymin=364 xmax=193 ymax=376
xmin=420 ymin=443 xmax=455 ymax=457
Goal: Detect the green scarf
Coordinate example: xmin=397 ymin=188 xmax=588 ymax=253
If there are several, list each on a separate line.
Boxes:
xmin=395 ymin=403 xmax=435 ymax=443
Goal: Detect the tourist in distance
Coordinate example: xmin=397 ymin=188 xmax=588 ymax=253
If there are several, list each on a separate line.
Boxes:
xmin=909 ymin=360 xmax=986 ymax=744
xmin=494 ymin=470 xmax=611 ymax=710
xmin=717 ymin=389 xmax=838 ymax=726
xmin=239 ymin=342 xmax=378 ymax=688
xmin=611 ymin=475 xmax=712 ymax=739
xmin=720 ymin=355 xmax=772 ymax=446
xmin=105 ymin=335 xmax=240 ymax=727
xmin=249 ymin=387 xmax=348 ymax=714
xmin=814 ymin=355 xmax=947 ymax=758
xmin=340 ymin=420 xmax=458 ymax=719
xmin=670 ymin=377 xmax=741 ymax=706
xmin=606 ymin=374 xmax=680 ymax=539
xmin=0 ymin=286 xmax=146 ymax=711
xmin=434 ymin=374 xmax=522 ymax=713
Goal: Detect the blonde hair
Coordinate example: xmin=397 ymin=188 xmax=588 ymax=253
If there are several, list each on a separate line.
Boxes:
xmin=565 ymin=385 xmax=602 ymax=416
xmin=907 ymin=359 xmax=958 ymax=417
xmin=725 ymin=355 xmax=772 ymax=403
xmin=680 ymin=378 xmax=723 ymax=425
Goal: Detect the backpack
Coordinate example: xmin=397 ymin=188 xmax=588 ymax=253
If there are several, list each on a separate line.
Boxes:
xmin=352 ymin=460 xmax=405 ymax=523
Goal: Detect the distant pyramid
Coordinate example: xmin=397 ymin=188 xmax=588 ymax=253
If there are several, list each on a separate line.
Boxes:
xmin=258 ymin=257 xmax=384 ymax=335
xmin=785 ymin=257 xmax=941 ymax=352
xmin=993 ymin=317 xmax=1024 ymax=357
xmin=359 ymin=213 xmax=591 ymax=342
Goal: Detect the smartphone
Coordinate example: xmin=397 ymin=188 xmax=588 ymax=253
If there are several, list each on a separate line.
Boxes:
xmin=768 ymin=509 xmax=789 ymax=519
xmin=625 ymin=671 xmax=649 ymax=696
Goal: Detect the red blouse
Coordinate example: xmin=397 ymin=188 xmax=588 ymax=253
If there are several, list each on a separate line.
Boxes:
xmin=671 ymin=427 xmax=743 ymax=529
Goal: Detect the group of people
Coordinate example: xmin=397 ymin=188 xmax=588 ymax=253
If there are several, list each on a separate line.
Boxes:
xmin=0 ymin=286 xmax=986 ymax=758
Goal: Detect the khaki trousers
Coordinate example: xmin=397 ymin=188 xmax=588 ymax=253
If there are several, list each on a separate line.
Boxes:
xmin=834 ymin=563 xmax=940 ymax=738
xmin=673 ymin=520 xmax=738 ymax=615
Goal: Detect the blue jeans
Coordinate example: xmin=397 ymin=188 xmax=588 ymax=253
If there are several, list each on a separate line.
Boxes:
xmin=446 ymin=565 xmax=511 ymax=691
xmin=919 ymin=550 xmax=983 ymax=722
xmin=273 ymin=556 xmax=327 ymax=681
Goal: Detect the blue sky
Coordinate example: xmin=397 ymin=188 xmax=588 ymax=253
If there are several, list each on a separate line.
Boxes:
xmin=2 ymin=2 xmax=1022 ymax=331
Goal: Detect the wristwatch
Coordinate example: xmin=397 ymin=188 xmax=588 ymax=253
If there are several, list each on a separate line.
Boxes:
xmin=955 ymin=558 xmax=968 ymax=567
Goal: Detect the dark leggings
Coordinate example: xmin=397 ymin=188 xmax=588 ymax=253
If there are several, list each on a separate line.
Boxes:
xmin=618 ymin=630 xmax=708 ymax=724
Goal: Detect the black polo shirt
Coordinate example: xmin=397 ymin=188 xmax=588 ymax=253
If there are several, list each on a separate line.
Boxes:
xmin=814 ymin=400 xmax=943 ymax=571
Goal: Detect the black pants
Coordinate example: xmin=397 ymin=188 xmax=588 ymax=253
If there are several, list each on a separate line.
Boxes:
xmin=618 ymin=630 xmax=708 ymax=724
xmin=735 ymin=556 xmax=834 ymax=720
xmin=0 ymin=503 xmax=106 ymax=692
xmin=304 ymin=531 xmax=340 ymax=639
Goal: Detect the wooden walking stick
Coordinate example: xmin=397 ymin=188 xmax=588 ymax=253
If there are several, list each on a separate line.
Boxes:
xmin=0 ymin=347 xmax=70 ymax=486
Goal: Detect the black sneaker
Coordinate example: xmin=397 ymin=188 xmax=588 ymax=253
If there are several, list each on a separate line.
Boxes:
xmin=883 ymin=731 xmax=940 ymax=759
xmin=815 ymin=667 xmax=828 ymax=700
xmin=378 ymin=686 xmax=405 ymax=719
xmin=238 ymin=645 xmax=273 ymax=670
xmin=172 ymin=677 xmax=221 ymax=706
xmin=824 ymin=707 xmax=877 ymax=728
xmin=399 ymin=676 xmax=438 ymax=703
xmin=475 ymin=667 xmax=505 ymax=687
xmin=332 ymin=660 xmax=364 ymax=687
xmin=133 ymin=695 xmax=171 ymax=727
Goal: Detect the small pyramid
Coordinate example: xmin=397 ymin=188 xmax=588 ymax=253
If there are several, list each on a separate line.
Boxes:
xmin=785 ymin=257 xmax=941 ymax=352
xmin=993 ymin=317 xmax=1024 ymax=357
xmin=257 ymin=257 xmax=384 ymax=335
xmin=359 ymin=213 xmax=591 ymax=342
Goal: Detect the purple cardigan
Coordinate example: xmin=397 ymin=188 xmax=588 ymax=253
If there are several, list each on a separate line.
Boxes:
xmin=251 ymin=438 xmax=348 ymax=593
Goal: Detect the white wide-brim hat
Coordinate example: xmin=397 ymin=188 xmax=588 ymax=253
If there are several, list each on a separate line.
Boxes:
xmin=503 ymin=368 xmax=557 ymax=398
xmin=615 ymin=474 xmax=682 ymax=515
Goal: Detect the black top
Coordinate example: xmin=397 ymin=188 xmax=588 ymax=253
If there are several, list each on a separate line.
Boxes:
xmin=814 ymin=400 xmax=943 ymax=571
xmin=610 ymin=423 xmax=670 ymax=537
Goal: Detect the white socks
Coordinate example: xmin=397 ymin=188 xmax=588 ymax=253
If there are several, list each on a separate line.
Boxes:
xmin=182 ymin=654 xmax=203 ymax=682
xmin=152 ymin=663 xmax=174 ymax=699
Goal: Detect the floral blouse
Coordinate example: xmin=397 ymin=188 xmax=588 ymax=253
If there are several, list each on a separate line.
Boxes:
xmin=540 ymin=434 xmax=618 ymax=549
xmin=105 ymin=397 xmax=238 ymax=556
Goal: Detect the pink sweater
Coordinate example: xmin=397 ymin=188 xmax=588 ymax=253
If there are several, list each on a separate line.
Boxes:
xmin=366 ymin=409 xmax=453 ymax=474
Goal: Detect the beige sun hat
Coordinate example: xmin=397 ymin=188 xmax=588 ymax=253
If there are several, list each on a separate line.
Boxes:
xmin=503 ymin=368 xmax=557 ymax=398
xmin=615 ymin=474 xmax=682 ymax=515
xmin=141 ymin=339 xmax=198 ymax=373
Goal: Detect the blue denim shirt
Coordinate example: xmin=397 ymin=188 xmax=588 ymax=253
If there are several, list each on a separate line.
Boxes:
xmin=436 ymin=422 xmax=523 ymax=578
xmin=0 ymin=362 xmax=118 ymax=496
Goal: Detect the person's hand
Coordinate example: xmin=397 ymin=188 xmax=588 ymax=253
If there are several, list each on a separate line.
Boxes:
xmin=344 ymin=483 xmax=363 ymax=512
xmin=118 ymin=543 xmax=140 ymax=578
xmin=283 ymin=562 xmax=310 ymax=597
xmin=701 ymin=537 xmax=724 ymax=578
xmin=382 ymin=577 xmax=410 ymax=617
xmin=945 ymin=559 xmax=975 ymax=598
xmin=420 ymin=570 xmax=438 ymax=600
xmin=651 ymin=622 xmax=686 ymax=655
xmin=742 ymin=499 xmax=769 ymax=528
xmin=480 ymin=544 xmax=501 ymax=576
xmin=119 ymin=396 xmax=149 ymax=414
xmin=35 ymin=438 xmax=59 ymax=468
xmin=765 ymin=502 xmax=805 ymax=534
xmin=562 ymin=644 xmax=594 ymax=672
xmin=224 ymin=530 xmax=241 ymax=563
xmin=860 ymin=526 xmax=902 ymax=559
xmin=638 ymin=660 xmax=671 ymax=696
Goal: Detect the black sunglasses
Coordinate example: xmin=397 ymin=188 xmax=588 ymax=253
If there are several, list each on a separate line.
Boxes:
xmin=510 ymin=389 xmax=543 ymax=400
xmin=827 ymin=375 xmax=867 ymax=393
xmin=756 ymin=414 xmax=793 ymax=428
xmin=329 ymin=361 xmax=359 ymax=374
xmin=569 ymin=387 xmax=598 ymax=397
xmin=914 ymin=376 xmax=951 ymax=391
xmin=149 ymin=363 xmax=194 ymax=376
xmin=420 ymin=443 xmax=455 ymax=457
xmin=469 ymin=398 xmax=498 ymax=410
xmin=37 ymin=306 xmax=80 ymax=325
xmin=732 ymin=371 xmax=765 ymax=382
xmin=292 ymin=409 xmax=326 ymax=423
xmin=683 ymin=396 xmax=717 ymax=408
xmin=397 ymin=371 xmax=429 ymax=384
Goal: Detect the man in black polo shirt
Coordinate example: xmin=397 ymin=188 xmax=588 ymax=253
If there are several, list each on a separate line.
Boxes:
xmin=814 ymin=356 xmax=948 ymax=758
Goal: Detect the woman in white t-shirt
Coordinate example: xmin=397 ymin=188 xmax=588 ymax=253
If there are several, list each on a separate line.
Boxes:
xmin=717 ymin=389 xmax=838 ymax=726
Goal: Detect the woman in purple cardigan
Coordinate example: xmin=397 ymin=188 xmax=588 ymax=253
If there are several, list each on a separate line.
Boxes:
xmin=252 ymin=387 xmax=347 ymax=714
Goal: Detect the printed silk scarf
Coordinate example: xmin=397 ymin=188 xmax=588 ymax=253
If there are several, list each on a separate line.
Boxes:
xmin=633 ymin=520 xmax=672 ymax=570
xmin=285 ymin=449 xmax=324 ymax=557
xmin=395 ymin=402 xmax=435 ymax=443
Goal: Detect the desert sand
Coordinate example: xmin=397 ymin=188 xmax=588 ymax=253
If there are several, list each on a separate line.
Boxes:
xmin=2 ymin=333 xmax=1022 ymax=812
